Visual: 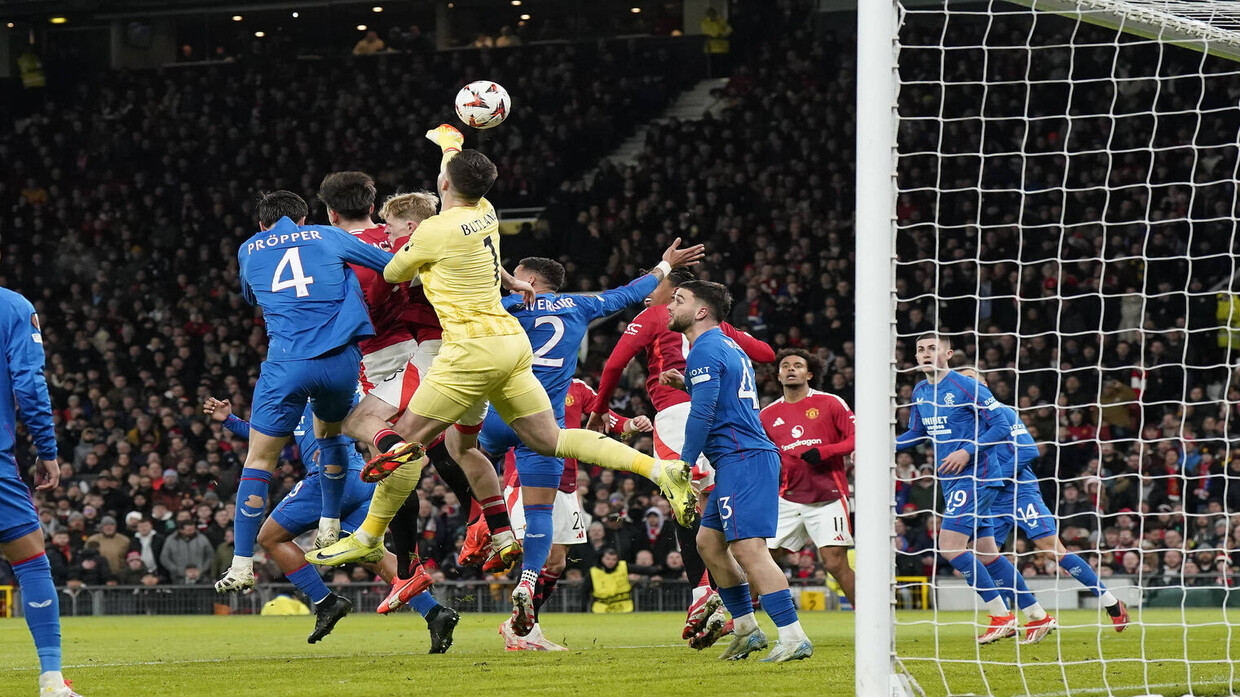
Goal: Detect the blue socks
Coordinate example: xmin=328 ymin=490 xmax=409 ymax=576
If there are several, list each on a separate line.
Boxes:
xmin=286 ymin=563 xmax=331 ymax=605
xmin=985 ymin=556 xmax=1036 ymax=610
xmin=317 ymin=435 xmax=351 ymax=520
xmin=234 ymin=468 xmax=273 ymax=557
xmin=759 ymin=589 xmax=799 ymax=628
xmin=1060 ymin=553 xmax=1106 ymax=596
xmin=519 ymin=503 xmax=554 ymax=581
xmin=409 ymin=591 xmax=440 ymax=618
xmin=719 ymin=583 xmax=754 ymax=620
xmin=948 ymin=551 xmax=1002 ymax=604
xmin=13 ymin=553 xmax=61 ymax=673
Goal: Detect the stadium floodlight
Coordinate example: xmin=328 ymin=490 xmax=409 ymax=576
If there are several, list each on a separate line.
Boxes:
xmin=857 ymin=1 xmax=1240 ymax=695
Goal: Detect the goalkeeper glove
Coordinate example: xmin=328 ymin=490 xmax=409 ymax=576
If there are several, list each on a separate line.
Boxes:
xmin=425 ymin=123 xmax=464 ymax=153
xmin=800 ymin=448 xmax=824 ymax=465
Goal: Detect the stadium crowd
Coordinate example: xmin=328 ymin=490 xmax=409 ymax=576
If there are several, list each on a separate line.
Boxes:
xmin=0 ymin=0 xmax=1233 ymax=602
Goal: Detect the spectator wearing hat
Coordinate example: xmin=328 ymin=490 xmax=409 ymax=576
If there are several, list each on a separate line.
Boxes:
xmin=116 ymin=551 xmax=148 ymax=585
xmin=160 ymin=520 xmax=213 ymax=584
xmin=85 ymin=515 xmax=130 ymax=573
xmin=72 ymin=543 xmax=115 ymax=586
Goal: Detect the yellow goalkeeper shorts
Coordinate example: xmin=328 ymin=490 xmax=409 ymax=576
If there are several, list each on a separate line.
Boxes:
xmin=407 ymin=333 xmax=552 ymax=425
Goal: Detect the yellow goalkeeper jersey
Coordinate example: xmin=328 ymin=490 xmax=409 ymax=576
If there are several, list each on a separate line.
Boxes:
xmin=384 ymin=197 xmax=523 ymax=342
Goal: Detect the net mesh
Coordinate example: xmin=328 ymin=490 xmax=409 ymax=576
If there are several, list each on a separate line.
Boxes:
xmin=892 ymin=1 xmax=1240 ymax=694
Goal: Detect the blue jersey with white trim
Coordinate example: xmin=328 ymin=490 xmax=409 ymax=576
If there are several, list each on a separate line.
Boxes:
xmin=680 ymin=327 xmax=778 ymax=467
xmin=0 ymin=287 xmax=56 ymax=463
xmin=501 ymin=273 xmax=659 ymax=416
xmin=987 ymin=404 xmax=1041 ymax=487
xmin=895 ymin=370 xmax=1017 ymax=487
xmin=223 ymin=400 xmax=363 ymax=475
xmin=238 ymin=217 xmax=393 ymax=361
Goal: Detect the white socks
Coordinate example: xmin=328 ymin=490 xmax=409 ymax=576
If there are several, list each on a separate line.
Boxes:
xmin=354 ymin=529 xmax=379 ymax=546
xmin=230 ymin=555 xmax=253 ymax=571
xmin=985 ymin=597 xmax=1010 ymax=616
xmin=778 ymin=620 xmax=809 ymax=644
xmin=39 ymin=671 xmax=65 ymax=690
xmin=318 ymin=517 xmax=340 ymax=534
xmin=691 ymin=584 xmax=710 ymax=604
xmin=734 ymin=612 xmax=759 ymax=635
xmin=1025 ymin=603 xmax=1048 ymax=622
xmin=1101 ymin=591 xmax=1119 ymax=607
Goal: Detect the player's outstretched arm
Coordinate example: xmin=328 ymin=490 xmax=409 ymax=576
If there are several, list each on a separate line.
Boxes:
xmin=5 ymin=302 xmax=57 ymax=463
xmin=204 ymin=397 xmax=250 ymax=440
xmin=501 ymin=267 xmax=536 ymax=305
xmin=719 ymin=322 xmax=776 ymax=363
xmin=802 ymin=397 xmax=856 ymax=464
xmin=328 ymin=227 xmax=393 ymax=272
xmin=587 ymin=310 xmax=655 ymax=423
xmin=426 ymin=124 xmax=464 ymax=172
xmin=894 ymin=402 xmax=927 ymax=452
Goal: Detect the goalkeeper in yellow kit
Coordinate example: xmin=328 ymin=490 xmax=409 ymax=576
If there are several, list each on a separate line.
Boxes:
xmin=308 ymin=125 xmax=697 ymax=575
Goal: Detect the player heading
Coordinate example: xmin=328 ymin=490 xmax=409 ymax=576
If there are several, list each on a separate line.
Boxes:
xmin=318 ymin=171 xmax=377 ymax=221
xmin=517 ymin=257 xmax=566 ymax=292
xmin=446 ymin=149 xmax=497 ymax=202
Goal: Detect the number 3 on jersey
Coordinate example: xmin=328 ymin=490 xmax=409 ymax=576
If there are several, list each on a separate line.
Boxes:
xmin=272 ymin=248 xmax=315 ymax=297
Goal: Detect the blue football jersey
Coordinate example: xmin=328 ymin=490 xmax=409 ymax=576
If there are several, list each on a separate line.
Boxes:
xmin=501 ymin=273 xmax=659 ymax=415
xmin=680 ymin=327 xmax=778 ymax=467
xmin=238 ymin=217 xmax=393 ymax=361
xmin=0 ymin=287 xmax=56 ymax=462
xmin=985 ymin=404 xmax=1040 ymax=488
xmin=895 ymin=370 xmax=1017 ymax=486
xmin=224 ymin=400 xmax=363 ymax=475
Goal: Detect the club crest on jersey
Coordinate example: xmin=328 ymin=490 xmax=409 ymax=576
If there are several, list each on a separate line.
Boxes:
xmin=566 ymin=395 xmax=575 ymax=406
xmin=791 ymin=425 xmax=805 ymax=438
xmin=944 ymin=393 xmax=956 ymax=405
xmin=805 ymin=408 xmax=819 ymax=420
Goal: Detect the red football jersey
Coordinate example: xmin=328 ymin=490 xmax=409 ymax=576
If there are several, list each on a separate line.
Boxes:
xmin=589 ymin=304 xmax=776 ymax=415
xmin=503 ymin=379 xmax=629 ymax=494
xmin=760 ymin=390 xmax=856 ymax=505
xmin=391 ymin=233 xmax=443 ymax=343
xmin=347 ymin=225 xmax=413 ymax=354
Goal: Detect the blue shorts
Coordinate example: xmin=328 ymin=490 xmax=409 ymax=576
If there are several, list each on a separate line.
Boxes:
xmin=700 ymin=450 xmax=779 ymax=542
xmin=478 ymin=408 xmax=564 ymax=489
xmin=0 ymin=464 xmax=39 ymax=543
xmin=251 ymin=344 xmax=362 ymax=437
xmin=989 ymin=482 xmax=1057 ymax=544
xmin=271 ymin=471 xmax=374 ymax=535
xmin=940 ymin=481 xmax=1000 ymax=540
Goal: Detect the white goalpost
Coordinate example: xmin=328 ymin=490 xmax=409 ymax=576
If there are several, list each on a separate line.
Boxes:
xmin=856 ymin=1 xmax=1240 ymax=696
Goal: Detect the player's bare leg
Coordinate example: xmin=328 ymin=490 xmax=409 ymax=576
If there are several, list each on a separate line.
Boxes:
xmin=507 ymin=409 xmax=698 ymax=527
xmin=258 ymin=519 xmax=364 ymax=644
xmin=311 ymin=416 xmax=350 ymax=549
xmin=217 ymin=430 xmax=287 ymax=593
xmin=1033 ymin=534 xmax=1126 ymax=631
xmin=819 ymin=546 xmax=856 ymax=607
xmin=343 ymin=395 xmax=400 ymax=458
xmin=445 ymin=428 xmax=522 ymax=570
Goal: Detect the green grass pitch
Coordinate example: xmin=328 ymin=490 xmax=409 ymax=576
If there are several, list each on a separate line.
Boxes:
xmin=0 ymin=609 xmax=1235 ymax=696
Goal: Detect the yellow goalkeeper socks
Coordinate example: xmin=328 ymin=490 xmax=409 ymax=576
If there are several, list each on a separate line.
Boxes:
xmin=555 ymin=429 xmax=657 ymax=481
xmin=358 ymin=456 xmax=427 ymax=542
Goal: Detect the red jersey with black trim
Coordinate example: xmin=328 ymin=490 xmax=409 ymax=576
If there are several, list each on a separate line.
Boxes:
xmin=589 ymin=303 xmax=776 ymax=415
xmin=504 ymin=379 xmax=629 ymax=494
xmin=348 ymin=225 xmax=413 ymax=354
xmin=392 ymin=233 xmax=444 ymax=343
xmin=760 ymin=390 xmax=856 ymax=505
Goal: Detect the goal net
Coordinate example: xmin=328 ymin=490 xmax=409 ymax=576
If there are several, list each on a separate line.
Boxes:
xmin=869 ymin=1 xmax=1240 ymax=695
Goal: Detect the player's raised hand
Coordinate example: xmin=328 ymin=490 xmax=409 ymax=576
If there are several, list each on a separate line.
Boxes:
xmin=35 ymin=458 xmax=60 ymax=491
xmin=202 ymin=397 xmax=233 ymax=423
xmin=425 ymin=124 xmax=464 ymax=153
xmin=585 ymin=412 xmax=609 ymax=433
xmin=626 ymin=415 xmax=654 ymax=434
xmin=502 ymin=273 xmax=537 ymax=306
xmin=662 ymin=237 xmax=706 ymax=269
xmin=659 ymin=368 xmax=686 ymax=390
xmin=938 ymin=449 xmax=971 ymax=475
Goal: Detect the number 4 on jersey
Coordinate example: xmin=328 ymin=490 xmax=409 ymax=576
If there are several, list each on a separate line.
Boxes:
xmin=272 ymin=248 xmax=315 ymax=297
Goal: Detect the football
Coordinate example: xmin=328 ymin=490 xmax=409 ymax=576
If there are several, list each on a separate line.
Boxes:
xmin=454 ymin=81 xmax=511 ymax=130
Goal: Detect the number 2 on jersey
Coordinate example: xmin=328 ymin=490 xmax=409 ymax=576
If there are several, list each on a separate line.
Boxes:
xmin=531 ymin=316 xmax=565 ymax=367
xmin=271 ymin=248 xmax=315 ymax=298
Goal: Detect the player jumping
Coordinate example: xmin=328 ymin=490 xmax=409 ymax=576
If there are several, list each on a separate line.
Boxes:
xmin=497 ymin=379 xmax=654 ymax=650
xmin=586 ymin=268 xmax=774 ymax=641
xmin=0 ymin=285 xmax=81 ymax=696
xmin=215 ymin=190 xmax=393 ymax=594
xmin=760 ymin=349 xmax=857 ymax=607
xmin=956 ymin=366 xmax=1129 ymax=637
xmin=665 ymin=281 xmax=813 ymax=662
xmin=896 ymin=333 xmax=1052 ymax=644
xmin=203 ymin=397 xmax=460 ymax=652
xmin=476 ymin=249 xmax=701 ymax=640
xmin=307 ymin=126 xmax=698 ymax=580
xmin=314 ymin=176 xmax=489 ymax=609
